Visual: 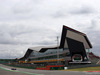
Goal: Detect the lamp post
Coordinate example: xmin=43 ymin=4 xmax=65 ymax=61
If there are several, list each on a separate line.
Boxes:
xmin=57 ymin=36 xmax=59 ymax=65
xmin=9 ymin=50 xmax=11 ymax=64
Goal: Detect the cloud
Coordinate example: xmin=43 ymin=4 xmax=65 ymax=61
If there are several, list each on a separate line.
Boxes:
xmin=0 ymin=22 xmax=59 ymax=45
xmin=0 ymin=0 xmax=100 ymax=58
xmin=82 ymin=20 xmax=100 ymax=57
xmin=12 ymin=0 xmax=34 ymax=14
xmin=91 ymin=18 xmax=100 ymax=31
xmin=51 ymin=5 xmax=95 ymax=19
xmin=69 ymin=6 xmax=94 ymax=15
xmin=0 ymin=44 xmax=34 ymax=59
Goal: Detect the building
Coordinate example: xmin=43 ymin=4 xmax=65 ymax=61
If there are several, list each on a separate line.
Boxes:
xmin=19 ymin=25 xmax=92 ymax=65
xmin=89 ymin=52 xmax=100 ymax=64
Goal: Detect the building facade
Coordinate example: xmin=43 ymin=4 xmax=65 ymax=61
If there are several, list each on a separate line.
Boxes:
xmin=19 ymin=25 xmax=92 ymax=65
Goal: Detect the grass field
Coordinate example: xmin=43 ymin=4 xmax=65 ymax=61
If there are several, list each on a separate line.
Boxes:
xmin=66 ymin=66 xmax=100 ymax=71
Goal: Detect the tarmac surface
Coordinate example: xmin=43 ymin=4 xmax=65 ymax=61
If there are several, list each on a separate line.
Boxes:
xmin=0 ymin=64 xmax=100 ymax=75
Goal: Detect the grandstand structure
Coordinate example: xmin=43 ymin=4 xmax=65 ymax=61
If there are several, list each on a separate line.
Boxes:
xmin=89 ymin=52 xmax=100 ymax=64
xmin=19 ymin=25 xmax=92 ymax=65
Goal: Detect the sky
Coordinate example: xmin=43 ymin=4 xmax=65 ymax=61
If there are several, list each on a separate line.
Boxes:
xmin=0 ymin=0 xmax=100 ymax=59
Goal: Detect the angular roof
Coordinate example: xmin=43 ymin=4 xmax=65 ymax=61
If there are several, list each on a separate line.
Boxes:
xmin=19 ymin=46 xmax=58 ymax=60
xmin=29 ymin=46 xmax=58 ymax=52
xmin=60 ymin=25 xmax=92 ymax=49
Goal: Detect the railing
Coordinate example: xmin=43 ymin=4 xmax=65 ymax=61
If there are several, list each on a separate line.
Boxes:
xmin=29 ymin=58 xmax=64 ymax=63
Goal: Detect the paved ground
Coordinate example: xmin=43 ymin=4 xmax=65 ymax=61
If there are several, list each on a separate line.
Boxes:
xmin=0 ymin=64 xmax=100 ymax=75
xmin=0 ymin=68 xmax=31 ymax=75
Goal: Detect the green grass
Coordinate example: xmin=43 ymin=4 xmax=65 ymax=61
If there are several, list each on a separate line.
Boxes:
xmin=65 ymin=66 xmax=100 ymax=71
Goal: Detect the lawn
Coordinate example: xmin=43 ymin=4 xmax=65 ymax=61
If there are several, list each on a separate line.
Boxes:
xmin=65 ymin=66 xmax=100 ymax=71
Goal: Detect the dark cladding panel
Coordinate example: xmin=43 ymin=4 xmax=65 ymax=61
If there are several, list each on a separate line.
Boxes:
xmin=67 ymin=37 xmax=87 ymax=58
xmin=19 ymin=49 xmax=33 ymax=60
xmin=60 ymin=26 xmax=67 ymax=48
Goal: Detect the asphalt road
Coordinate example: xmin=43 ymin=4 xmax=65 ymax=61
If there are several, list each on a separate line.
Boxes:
xmin=0 ymin=64 xmax=100 ymax=75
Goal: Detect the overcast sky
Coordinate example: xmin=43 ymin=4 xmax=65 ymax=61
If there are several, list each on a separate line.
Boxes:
xmin=0 ymin=0 xmax=100 ymax=59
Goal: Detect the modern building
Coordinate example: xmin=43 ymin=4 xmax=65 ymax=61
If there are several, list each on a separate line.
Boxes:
xmin=19 ymin=25 xmax=92 ymax=65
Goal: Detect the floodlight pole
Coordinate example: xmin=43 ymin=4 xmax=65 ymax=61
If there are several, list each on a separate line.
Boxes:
xmin=57 ymin=36 xmax=59 ymax=65
xmin=9 ymin=51 xmax=11 ymax=64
